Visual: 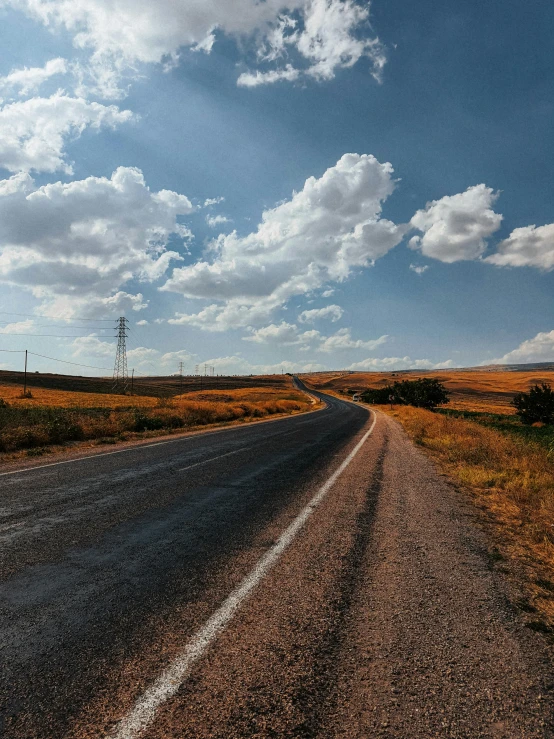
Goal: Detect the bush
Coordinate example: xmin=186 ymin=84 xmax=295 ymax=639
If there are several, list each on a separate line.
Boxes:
xmin=132 ymin=411 xmax=165 ymax=432
xmin=513 ymin=383 xmax=554 ymax=425
xmin=361 ymin=378 xmax=449 ymax=410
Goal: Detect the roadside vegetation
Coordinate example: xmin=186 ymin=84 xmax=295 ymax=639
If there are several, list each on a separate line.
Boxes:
xmin=306 ymin=370 xmax=554 ymax=628
xmin=0 ymin=383 xmax=312 ymax=457
xmin=361 ymin=377 xmax=449 ymax=409
xmin=391 ymin=403 xmax=554 ymax=625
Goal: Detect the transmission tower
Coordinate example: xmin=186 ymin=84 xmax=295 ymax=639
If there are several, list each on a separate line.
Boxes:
xmin=179 ymin=361 xmax=184 ymax=395
xmin=113 ymin=317 xmax=129 ymax=393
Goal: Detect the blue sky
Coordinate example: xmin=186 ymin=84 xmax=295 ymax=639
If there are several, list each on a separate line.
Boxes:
xmin=0 ymin=0 xmax=553 ymax=376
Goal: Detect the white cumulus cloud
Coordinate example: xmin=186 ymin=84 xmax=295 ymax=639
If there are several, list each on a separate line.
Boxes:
xmin=0 ymin=319 xmax=35 ymax=334
xmin=243 ymin=321 xmax=320 ymax=346
xmin=0 ymin=57 xmax=67 ymax=97
xmin=7 ymin=0 xmax=385 ymax=94
xmin=318 ymin=328 xmax=388 ymax=353
xmin=163 ymin=153 xmax=405 ymax=328
xmin=198 ymin=354 xmax=326 ymax=375
xmin=0 ymin=92 xmax=134 ymax=173
xmin=486 ymin=223 xmax=554 ymax=271
xmin=489 ymin=330 xmax=554 ymax=365
xmin=348 ymin=356 xmax=454 ymax=370
xmin=0 ymin=167 xmax=193 ymax=317
xmin=238 ymin=65 xmax=301 ymax=88
xmin=298 ymin=304 xmax=343 ymax=323
xmin=409 ymin=184 xmax=502 ymax=263
xmin=206 ymin=214 xmax=232 ymax=228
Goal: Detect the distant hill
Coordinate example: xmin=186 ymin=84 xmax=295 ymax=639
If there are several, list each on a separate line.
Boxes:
xmin=0 ymin=370 xmax=290 ymax=397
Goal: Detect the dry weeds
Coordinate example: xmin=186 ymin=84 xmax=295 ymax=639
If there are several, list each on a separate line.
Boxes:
xmin=305 ymin=369 xmax=554 ymax=414
xmin=389 ymin=405 xmax=554 ymax=626
xmin=0 ymin=384 xmax=312 ymax=457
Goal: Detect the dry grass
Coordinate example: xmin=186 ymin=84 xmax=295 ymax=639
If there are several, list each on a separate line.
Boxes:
xmin=0 ymin=383 xmax=312 ymax=457
xmin=389 ymin=405 xmax=554 ymax=625
xmin=305 ymin=368 xmax=554 ymax=414
xmin=0 ymin=383 xmax=161 ymax=408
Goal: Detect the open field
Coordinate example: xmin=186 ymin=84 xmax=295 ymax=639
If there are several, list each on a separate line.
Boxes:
xmin=306 ymin=364 xmax=554 ymax=631
xmin=304 ymin=367 xmax=554 ymax=414
xmin=0 ymin=369 xmax=292 ymax=398
xmin=0 ymin=376 xmax=311 ymax=458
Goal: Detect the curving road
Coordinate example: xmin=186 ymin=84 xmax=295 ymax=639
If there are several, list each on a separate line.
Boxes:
xmin=1 ymin=383 xmax=368 ymax=738
xmin=1 ymin=382 xmax=553 ymax=738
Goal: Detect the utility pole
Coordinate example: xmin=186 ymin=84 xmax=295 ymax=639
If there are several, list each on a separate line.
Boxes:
xmin=113 ymin=317 xmax=129 ymax=393
xmin=179 ymin=361 xmax=184 ymax=396
xmin=23 ymin=349 xmax=28 ymax=396
xmin=131 ymin=368 xmax=134 ymax=396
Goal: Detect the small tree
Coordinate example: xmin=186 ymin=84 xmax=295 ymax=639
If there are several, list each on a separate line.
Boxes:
xmin=361 ymin=378 xmax=449 ymax=410
xmin=513 ymin=383 xmax=554 ymax=425
xmin=393 ymin=378 xmax=449 ymax=409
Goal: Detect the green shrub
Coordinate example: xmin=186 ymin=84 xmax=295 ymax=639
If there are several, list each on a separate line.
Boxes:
xmin=513 ymin=383 xmax=554 ymax=425
xmin=361 ymin=378 xmax=450 ymax=410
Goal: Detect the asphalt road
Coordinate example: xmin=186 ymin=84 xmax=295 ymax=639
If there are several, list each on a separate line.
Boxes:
xmin=0 ymin=383 xmax=368 ymax=738
xmin=1 ymin=383 xmax=553 ymax=738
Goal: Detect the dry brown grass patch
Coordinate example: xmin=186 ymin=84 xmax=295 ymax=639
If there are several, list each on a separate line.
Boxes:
xmin=389 ymin=405 xmax=554 ymax=625
xmin=305 ymin=369 xmax=554 ymax=414
xmin=0 ymin=384 xmax=313 ymax=459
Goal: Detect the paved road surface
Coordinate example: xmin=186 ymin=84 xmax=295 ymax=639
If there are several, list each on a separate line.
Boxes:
xmin=1 ymin=382 xmax=553 ymax=738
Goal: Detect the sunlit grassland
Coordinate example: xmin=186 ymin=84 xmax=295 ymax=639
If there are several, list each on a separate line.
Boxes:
xmin=390 ymin=405 xmax=554 ymax=626
xmin=304 ymin=368 xmax=554 ymax=414
xmin=305 ymin=368 xmax=554 ymax=626
xmin=0 ymin=382 xmax=312 ymax=457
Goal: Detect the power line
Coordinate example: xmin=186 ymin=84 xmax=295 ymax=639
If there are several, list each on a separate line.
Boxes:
xmin=0 ymin=311 xmax=114 ymax=321
xmin=0 ymin=321 xmax=114 ymax=330
xmin=0 ymin=333 xmax=117 ymax=338
xmin=28 ymin=352 xmax=113 ymax=371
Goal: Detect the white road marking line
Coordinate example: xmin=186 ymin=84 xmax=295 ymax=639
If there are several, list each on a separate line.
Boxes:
xmin=108 ymin=411 xmax=377 ymax=739
xmin=0 ymin=403 xmax=328 ymax=478
xmin=177 ymin=447 xmax=249 ymax=472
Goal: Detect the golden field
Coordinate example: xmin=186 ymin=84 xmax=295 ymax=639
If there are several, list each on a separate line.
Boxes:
xmin=305 ymin=368 xmax=554 ymax=628
xmin=304 ymin=368 xmax=554 ymax=414
xmin=0 ymin=379 xmax=312 ymax=457
xmin=391 ymin=405 xmax=554 ymax=626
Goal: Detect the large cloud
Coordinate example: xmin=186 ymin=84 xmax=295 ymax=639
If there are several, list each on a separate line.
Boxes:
xmin=238 ymin=0 xmax=386 ymax=87
xmin=0 ymin=58 xmax=67 ymax=97
xmin=489 ymin=330 xmax=554 ymax=365
xmin=0 ymin=167 xmax=193 ymax=316
xmin=318 ymin=328 xmax=388 ymax=352
xmin=409 ymin=184 xmax=502 ymax=263
xmin=168 ymin=302 xmax=276 ymax=333
xmin=485 ymin=223 xmax=554 ymax=270
xmin=242 ymin=321 xmax=388 ymax=354
xmin=348 ymin=356 xmax=454 ymax=370
xmin=164 ymin=153 xmax=405 ymax=327
xmin=6 ymin=0 xmax=385 ymax=94
xmin=0 ymin=92 xmax=133 ymax=173
xmin=198 ymin=355 xmax=326 ymax=375
xmin=243 ymin=321 xmax=320 ymax=346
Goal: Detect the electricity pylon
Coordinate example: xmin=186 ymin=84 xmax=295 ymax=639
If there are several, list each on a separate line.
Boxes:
xmin=113 ymin=317 xmax=129 ymax=393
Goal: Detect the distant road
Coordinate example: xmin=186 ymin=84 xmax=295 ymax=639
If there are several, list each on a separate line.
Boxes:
xmin=1 ymin=381 xmax=552 ymax=738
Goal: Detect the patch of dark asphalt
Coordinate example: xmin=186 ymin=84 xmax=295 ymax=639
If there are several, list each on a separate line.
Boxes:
xmin=0 ymin=391 xmax=369 ymax=739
